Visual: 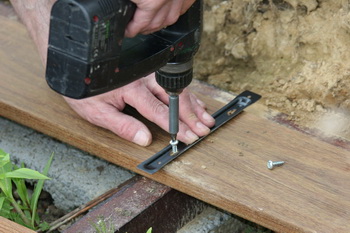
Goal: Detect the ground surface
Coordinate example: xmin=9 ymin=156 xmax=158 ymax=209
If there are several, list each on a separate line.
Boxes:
xmin=196 ymin=0 xmax=350 ymax=140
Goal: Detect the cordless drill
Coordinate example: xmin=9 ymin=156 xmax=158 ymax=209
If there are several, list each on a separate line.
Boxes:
xmin=46 ymin=0 xmax=203 ymax=152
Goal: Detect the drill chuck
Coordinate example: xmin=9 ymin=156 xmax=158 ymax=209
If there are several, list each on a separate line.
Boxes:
xmin=156 ymin=60 xmax=194 ymax=152
xmin=155 ymin=60 xmax=193 ymax=93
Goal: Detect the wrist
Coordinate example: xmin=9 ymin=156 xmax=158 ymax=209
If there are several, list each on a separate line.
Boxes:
xmin=10 ymin=0 xmax=56 ymax=65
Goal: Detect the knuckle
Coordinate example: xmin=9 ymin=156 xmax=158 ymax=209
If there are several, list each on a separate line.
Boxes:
xmin=84 ymin=115 xmax=97 ymax=125
xmin=149 ymin=22 xmax=163 ymax=31
xmin=166 ymin=14 xmax=179 ymax=26
xmin=115 ymin=122 xmax=134 ymax=140
xmin=81 ymin=106 xmax=101 ymax=124
xmin=186 ymin=112 xmax=198 ymax=121
xmin=150 ymin=100 xmax=167 ymax=116
xmin=85 ymin=108 xmax=109 ymax=127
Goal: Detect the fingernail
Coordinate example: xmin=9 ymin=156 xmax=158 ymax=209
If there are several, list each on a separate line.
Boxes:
xmin=133 ymin=130 xmax=150 ymax=146
xmin=202 ymin=112 xmax=215 ymax=123
xmin=196 ymin=122 xmax=210 ymax=134
xmin=185 ymin=130 xmax=199 ymax=143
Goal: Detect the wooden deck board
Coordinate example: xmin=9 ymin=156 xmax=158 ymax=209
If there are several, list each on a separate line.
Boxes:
xmin=1 ymin=14 xmax=349 ymax=232
xmin=0 ymin=217 xmax=36 ymax=233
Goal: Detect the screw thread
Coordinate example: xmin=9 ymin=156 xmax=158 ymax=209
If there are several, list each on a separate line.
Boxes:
xmin=273 ymin=161 xmax=285 ymax=166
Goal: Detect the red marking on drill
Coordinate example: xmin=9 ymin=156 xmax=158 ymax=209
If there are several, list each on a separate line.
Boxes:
xmin=92 ymin=15 xmax=99 ymax=22
xmin=170 ymin=46 xmax=175 ymax=52
xmin=84 ymin=77 xmax=92 ymax=85
xmin=177 ymin=42 xmax=184 ymax=49
xmin=114 ymin=67 xmax=120 ymax=73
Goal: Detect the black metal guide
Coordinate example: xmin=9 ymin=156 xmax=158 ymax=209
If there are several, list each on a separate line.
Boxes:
xmin=137 ymin=90 xmax=261 ymax=174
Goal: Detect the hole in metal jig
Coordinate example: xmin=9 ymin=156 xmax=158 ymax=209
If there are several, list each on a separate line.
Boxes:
xmin=237 ymin=96 xmax=251 ymax=107
xmin=170 ymin=151 xmax=178 ymax=156
xmin=227 ymin=109 xmax=237 ymax=116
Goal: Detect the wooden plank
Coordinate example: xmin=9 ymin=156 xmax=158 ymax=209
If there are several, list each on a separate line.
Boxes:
xmin=0 ymin=15 xmax=349 ymax=233
xmin=0 ymin=217 xmax=36 ymax=233
xmin=65 ymin=176 xmax=206 ymax=233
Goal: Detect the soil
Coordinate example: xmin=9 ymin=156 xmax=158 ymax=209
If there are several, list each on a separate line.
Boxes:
xmin=195 ymin=0 xmax=350 ymax=140
xmin=36 ymin=189 xmax=66 ymax=224
xmin=16 ymin=183 xmax=66 ymax=228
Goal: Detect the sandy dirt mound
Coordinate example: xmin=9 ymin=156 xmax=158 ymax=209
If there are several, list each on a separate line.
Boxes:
xmin=195 ymin=0 xmax=350 ymax=139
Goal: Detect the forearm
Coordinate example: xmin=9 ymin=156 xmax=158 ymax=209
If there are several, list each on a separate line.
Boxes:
xmin=9 ymin=0 xmax=56 ymax=65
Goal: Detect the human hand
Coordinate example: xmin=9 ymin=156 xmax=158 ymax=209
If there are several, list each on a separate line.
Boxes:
xmin=125 ymin=0 xmax=196 ymax=37
xmin=64 ymin=74 xmax=215 ymax=146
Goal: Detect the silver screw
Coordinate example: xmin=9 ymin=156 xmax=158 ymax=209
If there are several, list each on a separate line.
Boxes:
xmin=170 ymin=139 xmax=178 ymax=154
xmin=267 ymin=160 xmax=285 ymax=170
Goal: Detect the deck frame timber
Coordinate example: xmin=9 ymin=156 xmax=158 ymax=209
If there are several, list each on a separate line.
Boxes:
xmin=65 ymin=176 xmax=207 ymax=233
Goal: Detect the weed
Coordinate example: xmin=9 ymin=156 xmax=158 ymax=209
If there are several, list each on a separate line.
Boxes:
xmin=91 ymin=216 xmax=115 ymax=233
xmin=0 ymin=149 xmax=54 ymax=231
xmin=92 ymin=216 xmax=153 ymax=233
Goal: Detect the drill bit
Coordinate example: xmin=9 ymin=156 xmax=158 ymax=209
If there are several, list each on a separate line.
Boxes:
xmin=169 ymin=93 xmax=179 ymax=154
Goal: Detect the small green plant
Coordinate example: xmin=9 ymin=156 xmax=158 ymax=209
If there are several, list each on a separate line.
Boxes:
xmin=0 ymin=149 xmax=54 ymax=231
xmin=91 ymin=216 xmax=115 ymax=233
xmin=92 ymin=216 xmax=152 ymax=233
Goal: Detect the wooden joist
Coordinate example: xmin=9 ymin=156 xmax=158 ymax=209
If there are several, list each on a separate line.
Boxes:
xmin=65 ymin=176 xmax=206 ymax=233
xmin=1 ymin=12 xmax=349 ymax=233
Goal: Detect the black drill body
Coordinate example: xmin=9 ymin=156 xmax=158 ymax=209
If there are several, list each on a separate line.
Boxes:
xmin=46 ymin=0 xmax=203 ymax=99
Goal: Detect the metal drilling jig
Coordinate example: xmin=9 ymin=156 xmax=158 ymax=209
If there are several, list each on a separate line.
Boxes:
xmin=138 ymin=90 xmax=261 ymax=174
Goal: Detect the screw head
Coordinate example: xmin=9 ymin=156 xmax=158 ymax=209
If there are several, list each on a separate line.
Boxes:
xmin=267 ymin=160 xmax=274 ymax=170
xmin=170 ymin=140 xmax=179 ymax=155
xmin=169 ymin=140 xmax=178 ymax=146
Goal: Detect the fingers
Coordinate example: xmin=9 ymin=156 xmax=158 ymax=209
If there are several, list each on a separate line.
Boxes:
xmin=120 ymin=77 xmax=198 ymax=143
xmin=101 ymin=109 xmax=152 ymax=146
xmin=141 ymin=2 xmax=176 ymax=35
xmin=95 ymin=108 xmax=152 ymax=146
xmin=125 ymin=7 xmax=160 ymax=37
xmin=141 ymin=76 xmax=215 ymax=144
xmin=63 ymin=96 xmax=152 ymax=146
xmin=126 ymin=0 xmax=167 ymax=37
xmin=180 ymin=0 xmax=196 ymax=14
xmin=125 ymin=0 xmax=193 ymax=37
xmin=177 ymin=90 xmax=215 ymax=139
xmin=63 ymin=74 xmax=215 ymax=147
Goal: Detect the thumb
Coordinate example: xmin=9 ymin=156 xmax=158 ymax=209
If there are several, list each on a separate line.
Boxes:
xmin=64 ymin=97 xmax=152 ymax=146
xmin=106 ymin=110 xmax=152 ymax=146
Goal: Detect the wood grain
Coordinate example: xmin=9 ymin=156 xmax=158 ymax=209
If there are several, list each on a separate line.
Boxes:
xmin=66 ymin=176 xmax=206 ymax=233
xmin=0 ymin=217 xmax=36 ymax=233
xmin=0 ymin=14 xmax=349 ymax=233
